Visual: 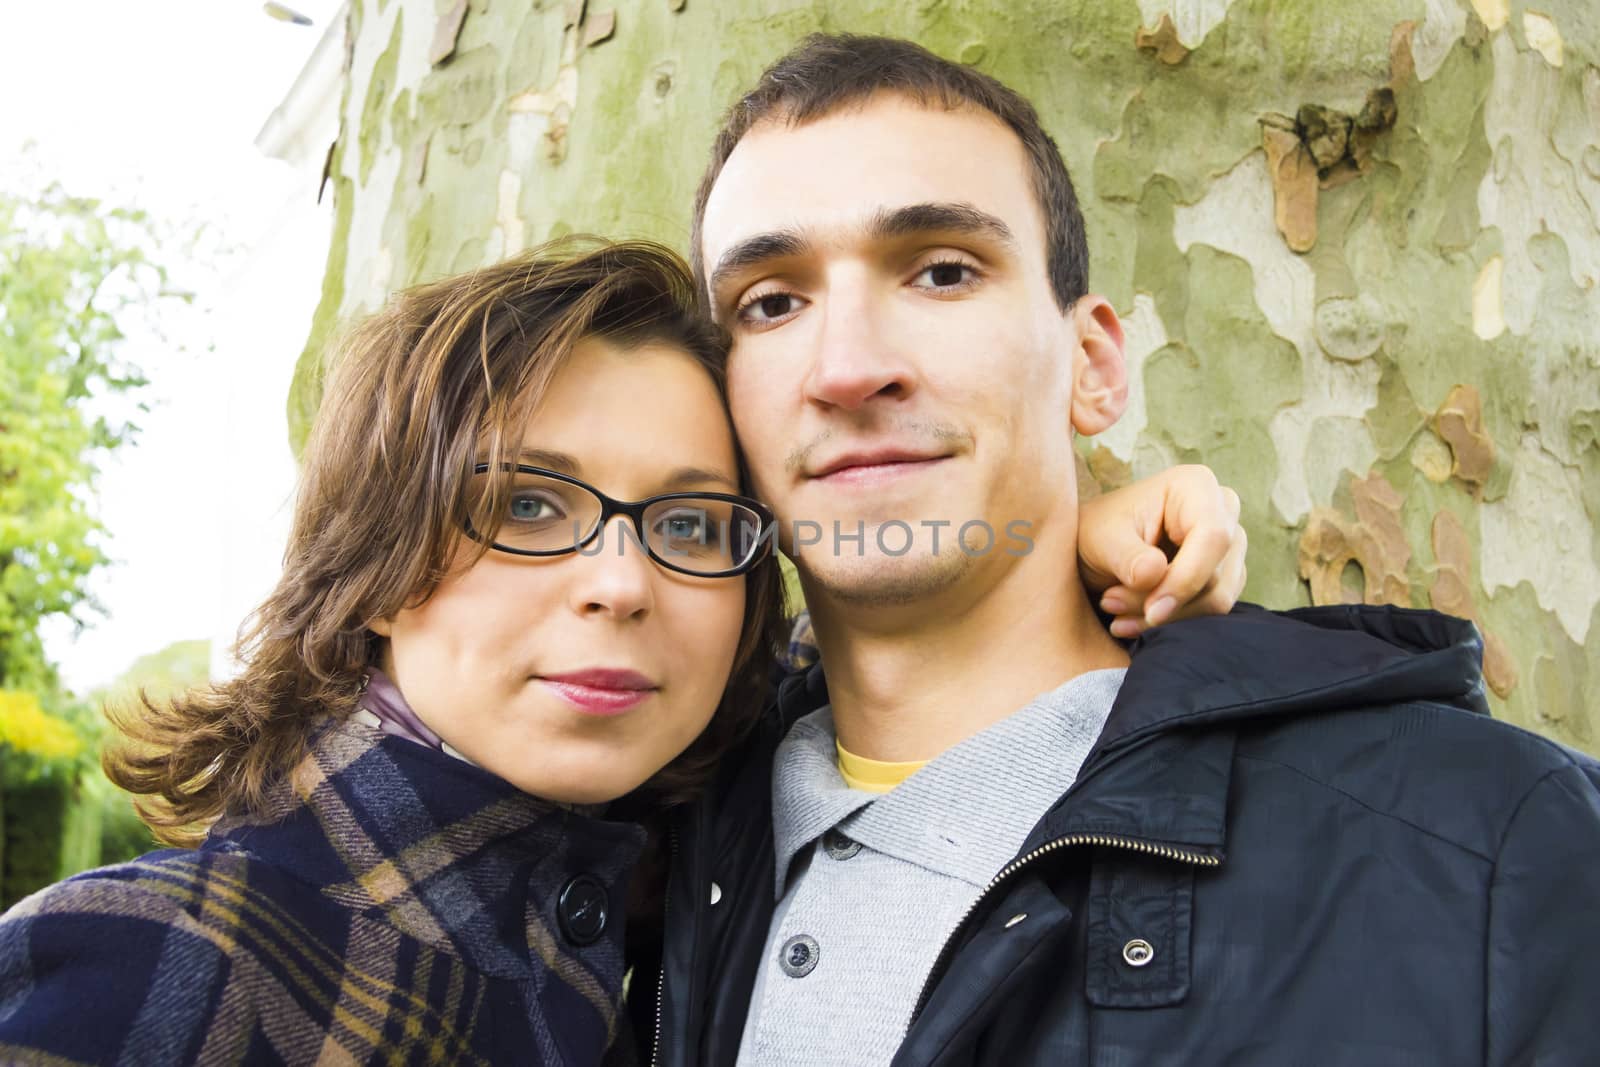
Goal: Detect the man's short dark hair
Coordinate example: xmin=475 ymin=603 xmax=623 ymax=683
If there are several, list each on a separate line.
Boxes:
xmin=691 ymin=33 xmax=1090 ymax=311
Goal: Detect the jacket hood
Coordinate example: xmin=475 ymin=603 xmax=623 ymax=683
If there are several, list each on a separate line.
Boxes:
xmin=1087 ymin=603 xmax=1488 ymax=764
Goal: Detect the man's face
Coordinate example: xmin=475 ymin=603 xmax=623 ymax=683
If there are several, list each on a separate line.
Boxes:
xmin=700 ymin=92 xmax=1118 ymax=606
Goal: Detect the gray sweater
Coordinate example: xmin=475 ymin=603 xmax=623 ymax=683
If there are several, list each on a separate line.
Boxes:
xmin=737 ymin=668 xmax=1126 ymax=1066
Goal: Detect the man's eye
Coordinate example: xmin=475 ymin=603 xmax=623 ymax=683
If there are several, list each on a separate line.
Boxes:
xmin=914 ymin=261 xmax=975 ymax=289
xmin=737 ymin=291 xmax=806 ymax=324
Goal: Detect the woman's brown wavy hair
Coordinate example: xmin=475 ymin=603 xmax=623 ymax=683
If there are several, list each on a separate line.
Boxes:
xmin=105 ymin=238 xmax=788 ymax=846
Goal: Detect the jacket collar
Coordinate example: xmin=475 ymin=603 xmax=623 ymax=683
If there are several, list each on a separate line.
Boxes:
xmin=1085 ymin=603 xmax=1487 ymax=765
xmin=205 ymin=717 xmax=645 ymax=980
xmin=778 ymin=605 xmax=1487 ymax=861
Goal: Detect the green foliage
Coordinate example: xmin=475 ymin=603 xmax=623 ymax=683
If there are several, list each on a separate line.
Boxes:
xmin=0 ymin=689 xmax=83 ymax=787
xmin=0 ymin=778 xmax=72 ymax=909
xmin=0 ymin=180 xmax=173 ymax=693
xmin=0 ymin=177 xmax=186 ymax=898
xmin=85 ymin=637 xmax=207 ymax=864
xmin=89 ymin=638 xmax=210 ymax=714
xmin=95 ymin=782 xmax=156 ymax=866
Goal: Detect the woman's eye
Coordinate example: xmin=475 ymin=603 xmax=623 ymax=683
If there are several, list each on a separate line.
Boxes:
xmin=508 ymin=495 xmax=560 ymax=522
xmin=914 ymin=261 xmax=976 ymax=289
xmin=660 ymin=514 xmax=707 ymax=539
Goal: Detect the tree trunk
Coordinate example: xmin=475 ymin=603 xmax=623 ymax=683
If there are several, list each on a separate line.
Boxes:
xmin=299 ymin=0 xmax=1600 ymax=751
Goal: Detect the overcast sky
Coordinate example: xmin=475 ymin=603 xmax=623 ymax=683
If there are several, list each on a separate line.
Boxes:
xmin=4 ymin=0 xmax=342 ymax=693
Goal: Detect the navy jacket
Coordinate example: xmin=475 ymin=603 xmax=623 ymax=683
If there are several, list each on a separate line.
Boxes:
xmin=0 ymin=718 xmax=643 ymax=1065
xmin=653 ymin=605 xmax=1600 ymax=1066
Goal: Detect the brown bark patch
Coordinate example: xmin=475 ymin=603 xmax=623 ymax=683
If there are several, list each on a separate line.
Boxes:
xmin=1298 ymin=473 xmax=1412 ymax=607
xmin=1262 ymin=118 xmax=1320 ymax=253
xmin=582 ymin=9 xmax=617 ymax=47
xmin=1430 ymin=510 xmax=1519 ymax=697
xmin=1388 ymin=20 xmax=1417 ymax=88
xmin=1433 ymin=384 xmax=1495 ymax=492
xmin=1135 ymin=15 xmax=1191 ymax=66
xmin=429 ymin=0 xmax=469 ymax=66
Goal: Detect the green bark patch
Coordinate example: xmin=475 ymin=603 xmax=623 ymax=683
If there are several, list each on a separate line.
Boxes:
xmin=358 ymin=13 xmax=405 ymax=187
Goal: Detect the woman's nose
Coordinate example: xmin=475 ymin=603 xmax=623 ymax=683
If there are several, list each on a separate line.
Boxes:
xmin=568 ymin=515 xmax=656 ymax=620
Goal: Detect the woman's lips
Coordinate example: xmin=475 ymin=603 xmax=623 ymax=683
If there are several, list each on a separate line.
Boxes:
xmin=538 ymin=669 xmax=657 ymax=716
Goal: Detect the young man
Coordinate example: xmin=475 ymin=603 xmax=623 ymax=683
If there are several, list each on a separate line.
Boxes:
xmin=651 ymin=34 xmax=1600 ymax=1067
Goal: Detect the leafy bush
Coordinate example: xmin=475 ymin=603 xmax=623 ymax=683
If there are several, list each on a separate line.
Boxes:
xmin=0 ymin=690 xmax=82 ymax=784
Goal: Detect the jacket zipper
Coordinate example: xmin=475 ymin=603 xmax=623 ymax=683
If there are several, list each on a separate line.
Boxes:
xmin=649 ymin=826 xmax=679 ymax=1067
xmin=907 ymin=832 xmax=1220 ymax=1023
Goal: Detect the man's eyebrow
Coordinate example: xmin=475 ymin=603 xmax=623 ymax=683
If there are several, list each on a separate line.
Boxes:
xmin=868 ymin=202 xmax=1017 ymax=249
xmin=709 ymin=230 xmax=810 ymax=300
xmin=708 ymin=202 xmax=1017 ymax=301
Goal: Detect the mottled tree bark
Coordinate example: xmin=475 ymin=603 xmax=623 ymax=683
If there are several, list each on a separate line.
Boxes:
xmin=300 ymin=0 xmax=1600 ymax=749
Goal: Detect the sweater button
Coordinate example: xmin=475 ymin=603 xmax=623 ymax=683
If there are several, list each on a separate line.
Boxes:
xmin=557 ymin=875 xmax=609 ymax=946
xmin=779 ymin=934 xmax=820 ymax=978
xmin=822 ymin=829 xmax=861 ymax=860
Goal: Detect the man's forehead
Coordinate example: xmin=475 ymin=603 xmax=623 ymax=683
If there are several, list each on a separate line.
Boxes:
xmin=701 ymin=92 xmax=1039 ymax=256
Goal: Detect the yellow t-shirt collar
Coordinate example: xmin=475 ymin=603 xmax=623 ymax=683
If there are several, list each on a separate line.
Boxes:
xmin=835 ymin=739 xmax=928 ymax=794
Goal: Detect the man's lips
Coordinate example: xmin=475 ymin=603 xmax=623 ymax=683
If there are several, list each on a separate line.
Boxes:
xmin=809 ymin=449 xmax=950 ymax=481
xmin=537 ymin=669 xmax=658 ymax=715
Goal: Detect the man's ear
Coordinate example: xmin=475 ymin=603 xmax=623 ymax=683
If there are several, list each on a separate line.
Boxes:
xmin=1068 ymin=296 xmax=1129 ymax=436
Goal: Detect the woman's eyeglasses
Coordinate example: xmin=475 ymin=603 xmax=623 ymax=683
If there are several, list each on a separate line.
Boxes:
xmin=466 ymin=464 xmax=775 ymax=578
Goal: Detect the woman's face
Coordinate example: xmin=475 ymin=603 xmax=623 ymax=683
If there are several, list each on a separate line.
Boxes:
xmin=372 ymin=335 xmax=748 ymax=804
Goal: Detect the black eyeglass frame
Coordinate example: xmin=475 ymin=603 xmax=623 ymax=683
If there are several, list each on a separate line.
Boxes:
xmin=467 ymin=462 xmax=777 ymax=578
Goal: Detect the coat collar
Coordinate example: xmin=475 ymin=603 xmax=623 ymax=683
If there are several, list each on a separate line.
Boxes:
xmin=205 ymin=717 xmax=645 ymax=982
xmin=1085 ymin=604 xmax=1487 ymax=765
xmin=777 ymin=605 xmax=1487 ymax=863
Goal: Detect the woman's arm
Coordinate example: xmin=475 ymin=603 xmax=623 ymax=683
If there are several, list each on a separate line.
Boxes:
xmin=1077 ymin=465 xmax=1249 ymax=638
xmin=0 ymin=867 xmax=224 ymax=1063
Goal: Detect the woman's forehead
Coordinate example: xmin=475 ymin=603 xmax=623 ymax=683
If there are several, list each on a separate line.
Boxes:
xmin=506 ymin=337 xmax=739 ymax=496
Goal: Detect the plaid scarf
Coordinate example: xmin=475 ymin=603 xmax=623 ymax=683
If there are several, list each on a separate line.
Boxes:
xmin=0 ymin=716 xmax=645 ymax=1065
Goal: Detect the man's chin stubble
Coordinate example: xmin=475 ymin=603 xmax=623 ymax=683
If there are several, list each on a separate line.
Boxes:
xmin=806 ymin=551 xmax=974 ymax=609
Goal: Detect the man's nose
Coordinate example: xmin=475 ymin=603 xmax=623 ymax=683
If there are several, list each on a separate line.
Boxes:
xmin=803 ymin=273 xmax=916 ymax=411
xmin=568 ymin=515 xmax=656 ymax=620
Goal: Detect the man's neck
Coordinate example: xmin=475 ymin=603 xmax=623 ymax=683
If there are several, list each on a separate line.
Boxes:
xmin=802 ymin=530 xmax=1129 ymax=763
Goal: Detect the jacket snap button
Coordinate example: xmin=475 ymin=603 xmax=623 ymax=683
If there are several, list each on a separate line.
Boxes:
xmin=710 ymin=881 xmax=723 ymax=906
xmin=1122 ymin=938 xmax=1155 ymax=967
xmin=779 ymin=934 xmax=820 ymax=978
xmin=822 ymin=829 xmax=861 ymax=860
xmin=556 ymin=875 xmax=609 ymax=946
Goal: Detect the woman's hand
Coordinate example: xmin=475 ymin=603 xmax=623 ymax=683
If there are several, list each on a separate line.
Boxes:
xmin=1077 ymin=465 xmax=1248 ymax=639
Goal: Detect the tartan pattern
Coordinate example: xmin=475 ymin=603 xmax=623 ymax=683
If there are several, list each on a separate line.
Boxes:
xmin=0 ymin=717 xmax=644 ymax=1065
xmin=784 ymin=611 xmax=819 ymax=673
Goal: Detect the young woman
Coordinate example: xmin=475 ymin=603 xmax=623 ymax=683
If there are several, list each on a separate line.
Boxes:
xmin=0 ymin=239 xmax=1239 ymax=1065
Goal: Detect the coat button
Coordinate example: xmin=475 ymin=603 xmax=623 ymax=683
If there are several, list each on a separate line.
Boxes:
xmin=1122 ymin=938 xmax=1155 ymax=967
xmin=557 ymin=875 xmax=609 ymax=946
xmin=778 ymin=934 xmax=820 ymax=977
xmin=822 ymin=829 xmax=861 ymax=860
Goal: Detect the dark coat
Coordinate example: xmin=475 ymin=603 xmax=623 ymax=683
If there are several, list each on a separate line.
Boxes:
xmin=652 ymin=605 xmax=1600 ymax=1066
xmin=0 ymin=718 xmax=643 ymax=1066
